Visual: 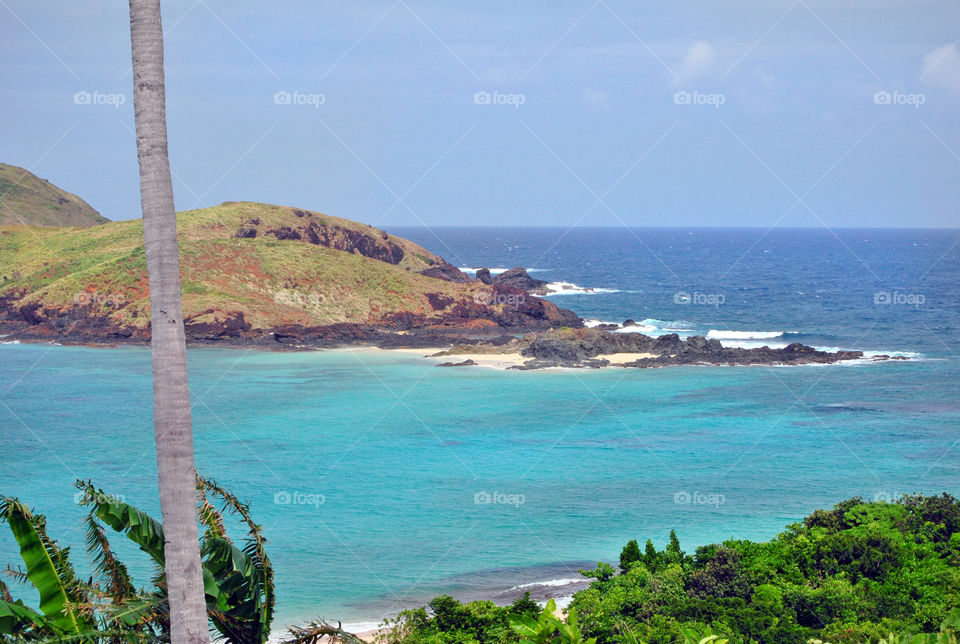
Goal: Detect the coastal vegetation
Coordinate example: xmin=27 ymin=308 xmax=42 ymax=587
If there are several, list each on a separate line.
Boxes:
xmin=3 ymin=487 xmax=956 ymax=642
xmin=377 ymin=494 xmax=960 ymax=644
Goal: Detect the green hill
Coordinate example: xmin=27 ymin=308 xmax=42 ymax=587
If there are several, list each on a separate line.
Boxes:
xmin=0 ymin=163 xmax=108 ymax=227
xmin=0 ymin=201 xmax=578 ymax=344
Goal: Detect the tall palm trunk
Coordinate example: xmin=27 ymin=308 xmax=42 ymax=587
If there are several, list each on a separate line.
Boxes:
xmin=128 ymin=1 xmax=208 ymax=641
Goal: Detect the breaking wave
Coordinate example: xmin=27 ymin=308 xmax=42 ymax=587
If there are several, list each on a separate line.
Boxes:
xmin=706 ymin=330 xmax=788 ymax=340
xmin=543 ymin=281 xmax=620 ymax=296
xmin=458 ymin=267 xmax=551 ymax=274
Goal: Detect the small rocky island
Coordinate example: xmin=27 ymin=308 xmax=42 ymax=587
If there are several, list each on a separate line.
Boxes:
xmin=429 ymin=326 xmax=868 ymax=370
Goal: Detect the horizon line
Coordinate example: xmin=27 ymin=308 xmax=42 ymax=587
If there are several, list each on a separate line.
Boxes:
xmin=98 ymin=216 xmax=960 ymax=231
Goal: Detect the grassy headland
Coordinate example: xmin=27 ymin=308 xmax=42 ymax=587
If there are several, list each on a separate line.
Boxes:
xmin=0 ymin=163 xmax=107 ymax=227
xmin=0 ymin=201 xmax=578 ymax=344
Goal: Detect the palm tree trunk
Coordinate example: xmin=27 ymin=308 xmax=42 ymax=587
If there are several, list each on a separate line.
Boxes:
xmin=128 ymin=1 xmax=208 ymax=641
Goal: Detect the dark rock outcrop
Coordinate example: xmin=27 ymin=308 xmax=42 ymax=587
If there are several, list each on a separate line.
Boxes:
xmin=436 ymin=359 xmax=477 ymax=367
xmin=267 ymin=226 xmax=301 ymax=241
xmin=485 ymin=267 xmax=548 ymax=294
xmin=184 ymin=310 xmax=252 ymax=339
xmin=235 ymin=216 xmax=407 ymax=265
xmin=419 ymin=260 xmax=470 ymax=283
xmin=435 ymin=328 xmax=873 ymax=370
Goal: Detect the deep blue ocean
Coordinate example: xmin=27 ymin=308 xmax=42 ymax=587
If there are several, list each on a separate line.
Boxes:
xmin=1 ymin=228 xmax=958 ymax=631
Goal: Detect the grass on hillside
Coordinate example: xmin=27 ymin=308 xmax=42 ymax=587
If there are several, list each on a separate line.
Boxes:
xmin=0 ymin=163 xmax=108 ymax=227
xmin=0 ymin=202 xmax=489 ymax=328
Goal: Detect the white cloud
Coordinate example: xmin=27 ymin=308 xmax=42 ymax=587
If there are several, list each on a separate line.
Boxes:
xmin=921 ymin=43 xmax=960 ymax=94
xmin=673 ymin=41 xmax=718 ymax=86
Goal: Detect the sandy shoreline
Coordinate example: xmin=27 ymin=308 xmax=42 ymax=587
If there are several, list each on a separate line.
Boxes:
xmin=596 ymin=352 xmax=657 ymax=364
xmin=375 ymin=347 xmax=658 ymax=370
xmin=270 ymin=600 xmax=574 ymax=643
xmin=265 ymin=572 xmax=587 ymax=642
xmin=385 ymin=347 xmax=528 ymax=369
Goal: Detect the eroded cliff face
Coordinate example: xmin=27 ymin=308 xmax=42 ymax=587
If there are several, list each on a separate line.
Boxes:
xmin=234 ymin=212 xmax=407 ymax=265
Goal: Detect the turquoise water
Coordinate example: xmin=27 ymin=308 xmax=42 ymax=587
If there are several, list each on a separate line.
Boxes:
xmin=1 ymin=228 xmax=958 ymax=627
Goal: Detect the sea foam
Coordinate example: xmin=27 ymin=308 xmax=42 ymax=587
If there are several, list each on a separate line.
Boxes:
xmin=706 ymin=330 xmax=787 ymax=340
xmin=543 ymin=281 xmax=619 ymax=296
xmin=458 ymin=267 xmax=550 ymax=274
xmin=506 ymin=578 xmax=585 ymax=591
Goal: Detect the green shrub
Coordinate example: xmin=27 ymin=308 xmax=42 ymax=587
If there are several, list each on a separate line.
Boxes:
xmin=385 ymin=495 xmax=960 ymax=644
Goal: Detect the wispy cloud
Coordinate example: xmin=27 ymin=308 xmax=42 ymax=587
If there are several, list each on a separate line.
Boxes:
xmin=921 ymin=43 xmax=960 ymax=95
xmin=673 ymin=40 xmax=718 ymax=86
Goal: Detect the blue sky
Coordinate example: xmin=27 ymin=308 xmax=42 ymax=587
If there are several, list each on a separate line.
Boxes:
xmin=1 ymin=1 xmax=958 ymax=226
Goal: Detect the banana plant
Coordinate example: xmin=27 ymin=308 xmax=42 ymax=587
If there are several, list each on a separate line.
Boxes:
xmin=1 ymin=478 xmax=360 ymax=643
xmin=75 ymin=476 xmax=275 ymax=643
xmin=676 ymin=626 xmax=730 ymax=644
xmin=0 ymin=495 xmax=146 ymax=641
xmin=0 ymin=477 xmax=279 ymax=643
xmin=509 ymin=599 xmax=597 ymax=644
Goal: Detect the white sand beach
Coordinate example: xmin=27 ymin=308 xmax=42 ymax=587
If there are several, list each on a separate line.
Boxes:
xmin=381 ymin=347 xmax=530 ymax=369
xmin=596 ymin=352 xmax=657 ymax=365
xmin=383 ymin=347 xmax=658 ymax=369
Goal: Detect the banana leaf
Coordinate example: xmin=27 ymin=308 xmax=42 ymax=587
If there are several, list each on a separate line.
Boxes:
xmin=198 ymin=477 xmax=273 ymax=619
xmin=76 ymin=482 xmax=261 ymax=641
xmin=0 ymin=498 xmax=92 ymax=635
xmin=75 ymin=483 xmax=165 ymax=567
xmin=198 ymin=476 xmax=274 ymax=644
xmin=83 ymin=515 xmax=135 ymax=604
xmin=0 ymin=598 xmax=53 ymax=637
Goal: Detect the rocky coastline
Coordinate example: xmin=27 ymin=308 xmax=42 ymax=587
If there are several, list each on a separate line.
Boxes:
xmin=0 ymin=267 xmax=579 ymax=351
xmin=0 ymin=264 xmax=902 ymax=370
xmin=429 ymin=326 xmax=881 ymax=369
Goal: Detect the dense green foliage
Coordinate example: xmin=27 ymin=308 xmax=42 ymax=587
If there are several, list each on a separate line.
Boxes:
xmin=509 ymin=599 xmax=596 ymax=644
xmin=377 ymin=593 xmax=543 ymax=643
xmin=378 ymin=495 xmax=960 ymax=644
